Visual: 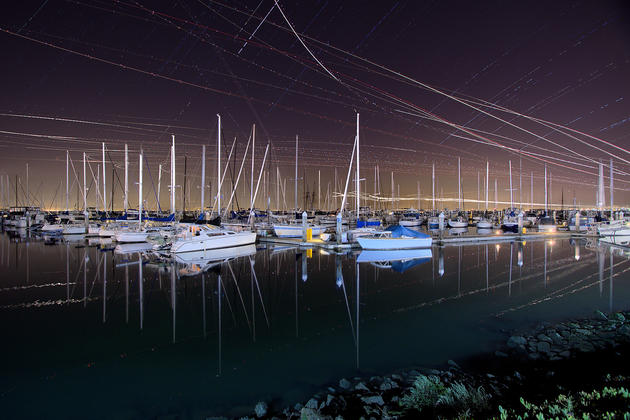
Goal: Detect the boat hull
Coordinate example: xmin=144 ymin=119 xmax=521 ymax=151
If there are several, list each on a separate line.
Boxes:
xmin=273 ymin=225 xmax=326 ymax=238
xmin=357 ymin=236 xmax=432 ymax=250
xmin=448 ymin=220 xmax=468 ymax=228
xmin=63 ymin=225 xmax=87 ymax=235
xmin=171 ymin=231 xmax=256 ymax=253
xmin=476 ymin=221 xmax=493 ymax=229
xmin=115 ymin=232 xmax=149 ymax=243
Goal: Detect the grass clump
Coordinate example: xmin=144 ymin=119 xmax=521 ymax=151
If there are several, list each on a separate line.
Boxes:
xmin=495 ymin=385 xmax=630 ymax=419
xmin=399 ymin=374 xmax=491 ymax=418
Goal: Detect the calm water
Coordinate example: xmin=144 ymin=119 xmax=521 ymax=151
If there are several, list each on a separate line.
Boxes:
xmin=1 ymin=229 xmax=629 ymax=419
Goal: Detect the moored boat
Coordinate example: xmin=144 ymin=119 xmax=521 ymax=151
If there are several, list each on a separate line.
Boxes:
xmin=170 ymin=225 xmax=256 ymax=253
xmin=356 ymin=225 xmax=432 ymax=250
xmin=272 ymin=224 xmax=326 ymax=238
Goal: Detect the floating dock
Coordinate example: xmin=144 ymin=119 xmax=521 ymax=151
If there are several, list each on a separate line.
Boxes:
xmin=257 ymin=230 xmax=593 ymax=251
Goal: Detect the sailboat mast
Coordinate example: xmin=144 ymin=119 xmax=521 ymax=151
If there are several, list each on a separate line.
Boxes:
xmin=157 ymin=164 xmax=162 ymax=212
xmin=66 ymin=150 xmax=69 ymax=213
xmin=201 ymin=145 xmax=206 ymax=215
xmin=102 ymin=142 xmax=106 ymax=213
xmin=610 ymin=158 xmax=614 ymax=219
xmin=458 ymin=157 xmax=461 ymax=210
xmin=356 ymin=113 xmax=360 ymax=217
xmin=82 ymin=152 xmax=87 ymax=218
xmin=519 ymin=156 xmax=522 ymax=209
xmin=509 ymin=160 xmax=513 ymax=209
xmin=295 ymin=134 xmax=298 ymax=212
xmin=530 ymin=172 xmax=533 ymax=211
xmin=26 ymin=163 xmax=29 ymax=207
xmin=171 ymin=135 xmax=176 ymax=215
xmin=544 ymin=164 xmax=548 ymax=215
xmin=432 ymin=162 xmax=435 ymax=210
xmin=139 ymin=151 xmax=143 ymax=224
xmin=251 ymin=124 xmax=255 ymax=210
xmin=318 ymin=170 xmax=321 ymax=210
xmin=124 ymin=144 xmax=129 ymax=213
xmin=217 ymin=115 xmax=221 ymax=216
xmin=391 ymin=172 xmax=394 ymax=210
xmin=485 ymin=160 xmax=489 ymax=211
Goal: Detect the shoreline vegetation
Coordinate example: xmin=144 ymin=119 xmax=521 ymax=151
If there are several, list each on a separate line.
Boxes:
xmin=220 ymin=309 xmax=630 ymax=419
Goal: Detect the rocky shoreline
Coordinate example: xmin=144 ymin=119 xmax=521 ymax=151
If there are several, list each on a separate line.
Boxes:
xmin=212 ymin=309 xmax=630 ymax=419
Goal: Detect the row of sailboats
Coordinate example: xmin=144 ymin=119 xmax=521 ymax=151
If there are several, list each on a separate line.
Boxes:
xmin=7 ymin=110 xmax=629 ymax=252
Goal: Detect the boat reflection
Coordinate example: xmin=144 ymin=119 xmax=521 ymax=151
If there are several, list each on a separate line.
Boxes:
xmin=173 ymin=244 xmax=257 ymax=276
xmin=357 ymin=249 xmax=432 ymax=272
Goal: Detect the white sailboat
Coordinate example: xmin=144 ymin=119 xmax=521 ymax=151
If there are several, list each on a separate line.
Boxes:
xmin=170 ymin=224 xmax=256 ymax=253
xmin=357 ymin=225 xmax=432 ymax=250
xmin=273 ymin=224 xmax=326 ymax=238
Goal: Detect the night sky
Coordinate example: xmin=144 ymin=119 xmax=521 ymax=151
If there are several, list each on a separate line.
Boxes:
xmin=1 ymin=0 xmax=629 ymax=211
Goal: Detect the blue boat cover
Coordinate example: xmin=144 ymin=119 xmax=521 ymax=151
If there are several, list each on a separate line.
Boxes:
xmin=148 ymin=213 xmax=175 ymax=222
xmin=385 ymin=224 xmax=430 ymax=238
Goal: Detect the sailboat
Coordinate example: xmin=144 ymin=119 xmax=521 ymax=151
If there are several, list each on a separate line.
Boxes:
xmin=357 ymin=225 xmax=432 ymax=250
xmin=170 ymin=224 xmax=256 ymax=253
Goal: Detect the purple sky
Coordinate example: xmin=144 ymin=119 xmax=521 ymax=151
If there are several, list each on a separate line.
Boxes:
xmin=1 ymin=1 xmax=629 ymax=211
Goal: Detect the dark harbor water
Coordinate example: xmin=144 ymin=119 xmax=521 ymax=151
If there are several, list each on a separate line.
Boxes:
xmin=1 ymin=230 xmax=629 ymax=419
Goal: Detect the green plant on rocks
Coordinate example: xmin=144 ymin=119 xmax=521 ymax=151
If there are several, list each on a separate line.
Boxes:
xmin=399 ymin=374 xmax=491 ymax=418
xmin=495 ymin=385 xmax=630 ymax=419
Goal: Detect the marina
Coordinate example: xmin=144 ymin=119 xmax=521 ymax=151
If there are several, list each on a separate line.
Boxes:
xmin=1 ymin=0 xmax=630 ymax=418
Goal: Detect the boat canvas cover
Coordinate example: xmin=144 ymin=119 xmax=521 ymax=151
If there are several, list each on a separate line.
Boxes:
xmin=385 ymin=225 xmax=430 ymax=239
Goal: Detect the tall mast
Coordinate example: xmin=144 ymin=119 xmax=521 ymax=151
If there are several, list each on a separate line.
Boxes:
xmin=139 ymin=150 xmax=143 ymax=224
xmin=171 ymin=135 xmax=176 ymax=215
xmin=519 ymin=156 xmax=522 ymax=209
xmin=509 ymin=160 xmax=513 ymax=209
xmin=417 ymin=181 xmax=421 ymax=209
xmin=26 ymin=163 xmax=29 ymax=207
xmin=374 ymin=165 xmax=377 ymax=211
xmin=318 ymin=170 xmax=321 ymax=210
xmin=217 ymin=115 xmax=222 ymax=216
xmin=356 ymin=113 xmax=360 ymax=217
xmin=124 ymin=144 xmax=129 ymax=213
xmin=544 ymin=164 xmax=548 ymax=215
xmin=83 ymin=152 xmax=87 ymax=218
xmin=597 ymin=162 xmax=606 ymax=211
xmin=295 ymin=134 xmax=298 ymax=212
xmin=391 ymin=172 xmax=394 ymax=210
xmin=251 ymin=124 xmax=255 ymax=210
xmin=201 ymin=145 xmax=206 ymax=215
xmin=477 ymin=171 xmax=479 ymax=211
xmin=334 ymin=167 xmax=338 ymax=210
xmin=276 ymin=166 xmax=280 ymax=211
xmin=157 ymin=164 xmax=162 ymax=212
xmin=485 ymin=160 xmax=489 ymax=211
xmin=458 ymin=157 xmax=461 ymax=210
xmin=66 ymin=151 xmax=69 ymax=212
xmin=494 ymin=178 xmax=498 ymax=209
xmin=183 ymin=155 xmax=187 ymax=213
xmin=530 ymin=172 xmax=533 ymax=211
xmin=102 ymin=142 xmax=106 ymax=213
xmin=610 ymin=158 xmax=614 ymax=218
xmin=432 ymin=162 xmax=435 ymax=210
